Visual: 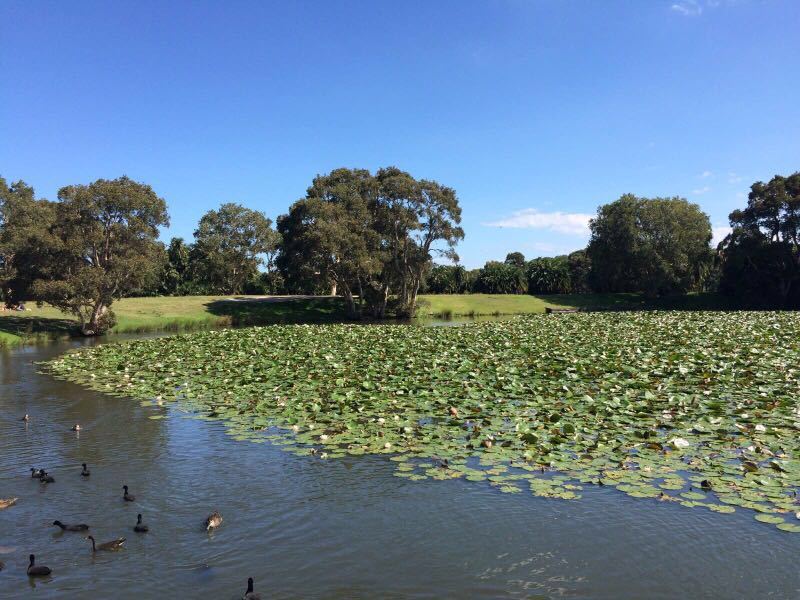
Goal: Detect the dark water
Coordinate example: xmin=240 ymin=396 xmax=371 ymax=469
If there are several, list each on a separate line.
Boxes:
xmin=1 ymin=335 xmax=799 ymax=599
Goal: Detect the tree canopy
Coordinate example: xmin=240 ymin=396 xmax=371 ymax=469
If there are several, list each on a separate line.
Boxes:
xmin=31 ymin=176 xmax=169 ymax=334
xmin=587 ymin=194 xmax=712 ymax=296
xmin=192 ymin=203 xmax=279 ymax=295
xmin=0 ymin=177 xmax=57 ymax=305
xmin=719 ymin=172 xmax=800 ymax=307
xmin=278 ymin=167 xmax=463 ymax=317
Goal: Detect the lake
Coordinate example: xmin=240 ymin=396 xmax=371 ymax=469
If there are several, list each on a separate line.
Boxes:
xmin=1 ymin=330 xmax=798 ymax=599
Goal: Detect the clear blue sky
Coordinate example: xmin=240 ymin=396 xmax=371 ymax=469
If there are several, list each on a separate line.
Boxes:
xmin=2 ymin=0 xmax=798 ymax=268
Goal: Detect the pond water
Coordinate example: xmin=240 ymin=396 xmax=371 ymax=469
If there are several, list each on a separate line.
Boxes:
xmin=1 ymin=332 xmax=798 ymax=599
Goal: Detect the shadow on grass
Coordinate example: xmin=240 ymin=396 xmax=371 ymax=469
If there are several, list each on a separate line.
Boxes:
xmin=540 ymin=292 xmax=740 ymax=312
xmin=204 ymin=296 xmax=353 ymax=326
xmin=0 ymin=314 xmax=78 ymax=340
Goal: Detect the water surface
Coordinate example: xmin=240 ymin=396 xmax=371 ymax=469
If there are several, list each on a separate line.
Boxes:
xmin=1 ymin=334 xmax=798 ymax=599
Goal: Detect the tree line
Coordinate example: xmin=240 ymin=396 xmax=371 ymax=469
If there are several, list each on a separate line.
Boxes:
xmin=1 ymin=168 xmax=798 ymax=334
xmin=433 ymin=175 xmax=799 ymax=308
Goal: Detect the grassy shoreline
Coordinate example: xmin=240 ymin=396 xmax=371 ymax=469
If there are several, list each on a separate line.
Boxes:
xmin=0 ymin=292 xmax=731 ymax=348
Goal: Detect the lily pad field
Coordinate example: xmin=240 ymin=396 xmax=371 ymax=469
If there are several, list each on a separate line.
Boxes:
xmin=45 ymin=312 xmax=800 ymax=532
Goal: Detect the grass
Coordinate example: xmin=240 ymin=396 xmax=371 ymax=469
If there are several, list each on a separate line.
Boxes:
xmin=0 ymin=295 xmax=348 ymax=347
xmin=0 ymin=292 xmax=733 ymax=347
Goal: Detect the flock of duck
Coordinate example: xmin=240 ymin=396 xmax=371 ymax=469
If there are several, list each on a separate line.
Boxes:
xmin=3 ymin=414 xmax=262 ymax=599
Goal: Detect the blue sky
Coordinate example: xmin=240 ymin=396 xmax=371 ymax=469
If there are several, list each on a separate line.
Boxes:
xmin=2 ymin=0 xmax=798 ymax=268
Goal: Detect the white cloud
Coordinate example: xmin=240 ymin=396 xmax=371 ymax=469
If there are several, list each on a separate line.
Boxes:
xmin=671 ymin=0 xmax=702 ymax=16
xmin=712 ymin=225 xmax=731 ymax=246
xmin=483 ymin=209 xmax=592 ymax=235
xmin=692 ymin=186 xmax=712 ymax=195
xmin=728 ymin=172 xmax=743 ymax=183
xmin=699 ymin=170 xmax=713 ymax=178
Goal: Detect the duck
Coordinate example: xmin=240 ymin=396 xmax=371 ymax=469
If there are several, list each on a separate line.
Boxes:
xmin=0 ymin=498 xmax=18 ymax=510
xmin=21 ymin=414 xmax=30 ymax=422
xmin=243 ymin=577 xmax=262 ymax=599
xmin=39 ymin=471 xmax=55 ymax=484
xmin=30 ymin=467 xmax=44 ymax=478
xmin=122 ymin=485 xmax=135 ymax=502
xmin=205 ymin=511 xmax=223 ymax=531
xmin=81 ymin=463 xmax=90 ymax=477
xmin=86 ymin=536 xmax=126 ymax=552
xmin=27 ymin=554 xmax=51 ymax=577
xmin=133 ymin=514 xmax=149 ymax=533
xmin=53 ymin=520 xmax=89 ymax=532
xmin=71 ymin=424 xmax=81 ymax=431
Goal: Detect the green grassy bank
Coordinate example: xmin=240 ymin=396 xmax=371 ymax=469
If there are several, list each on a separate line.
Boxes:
xmin=0 ymin=292 xmax=731 ymax=347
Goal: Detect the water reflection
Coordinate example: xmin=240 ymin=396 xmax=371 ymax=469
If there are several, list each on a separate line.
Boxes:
xmin=1 ymin=335 xmax=799 ymax=599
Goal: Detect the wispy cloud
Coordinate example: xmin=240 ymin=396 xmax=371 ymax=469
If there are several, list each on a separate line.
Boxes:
xmin=728 ymin=172 xmax=743 ymax=183
xmin=692 ymin=186 xmax=712 ymax=195
xmin=483 ymin=209 xmax=592 ymax=236
xmin=671 ymin=0 xmax=703 ymax=16
xmin=698 ymin=170 xmax=713 ymax=178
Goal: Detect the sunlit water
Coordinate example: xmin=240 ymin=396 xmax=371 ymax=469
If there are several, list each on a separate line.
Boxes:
xmin=1 ymin=331 xmax=798 ymax=599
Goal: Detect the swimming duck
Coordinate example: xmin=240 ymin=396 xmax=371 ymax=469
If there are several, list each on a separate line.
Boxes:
xmin=39 ymin=471 xmax=55 ymax=484
xmin=0 ymin=498 xmax=18 ymax=510
xmin=21 ymin=414 xmax=29 ymax=422
xmin=134 ymin=514 xmax=149 ymax=533
xmin=205 ymin=511 xmax=223 ymax=531
xmin=86 ymin=536 xmax=126 ymax=552
xmin=243 ymin=577 xmax=262 ymax=599
xmin=71 ymin=424 xmax=81 ymax=431
xmin=30 ymin=467 xmax=44 ymax=478
xmin=27 ymin=554 xmax=51 ymax=576
xmin=81 ymin=463 xmax=90 ymax=477
xmin=122 ymin=485 xmax=135 ymax=501
xmin=53 ymin=520 xmax=89 ymax=532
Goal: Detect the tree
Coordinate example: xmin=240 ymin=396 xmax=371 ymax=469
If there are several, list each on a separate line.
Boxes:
xmin=473 ymin=261 xmax=527 ymax=294
xmin=423 ymin=264 xmax=470 ymax=294
xmin=32 ymin=176 xmax=169 ymax=335
xmin=277 ymin=168 xmax=382 ymax=315
xmin=157 ymin=237 xmax=192 ymax=295
xmin=504 ymin=252 xmax=526 ymax=268
xmin=526 ymin=256 xmax=572 ymax=294
xmin=719 ymin=172 xmax=800 ymax=307
xmin=587 ymin=194 xmax=712 ymax=296
xmin=0 ymin=177 xmax=57 ymax=306
xmin=373 ymin=167 xmax=464 ymax=316
xmin=193 ymin=203 xmax=279 ymax=295
xmin=277 ymin=167 xmax=463 ymax=318
xmin=567 ymin=249 xmax=591 ymax=293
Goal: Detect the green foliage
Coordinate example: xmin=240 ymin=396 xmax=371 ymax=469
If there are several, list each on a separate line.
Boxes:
xmin=587 ymin=194 xmax=713 ymax=296
xmin=526 ymin=256 xmax=572 ymax=294
xmin=719 ymin=172 xmax=800 ymax=307
xmin=277 ymin=167 xmax=463 ymax=317
xmin=504 ymin=251 xmax=526 ymax=268
xmin=46 ymin=311 xmax=800 ymax=527
xmin=31 ymin=176 xmax=169 ymax=335
xmin=567 ymin=249 xmax=591 ymax=293
xmin=0 ymin=177 xmax=58 ymax=305
xmin=192 ymin=203 xmax=279 ymax=295
xmin=422 ymin=264 xmax=471 ymax=294
xmin=473 ymin=261 xmax=527 ymax=294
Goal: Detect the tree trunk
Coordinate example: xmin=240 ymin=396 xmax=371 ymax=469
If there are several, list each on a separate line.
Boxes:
xmin=82 ymin=303 xmax=108 ymax=336
xmin=330 ymin=280 xmax=337 ymax=296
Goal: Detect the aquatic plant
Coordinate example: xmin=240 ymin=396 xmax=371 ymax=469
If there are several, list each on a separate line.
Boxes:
xmin=44 ymin=312 xmax=800 ymax=532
